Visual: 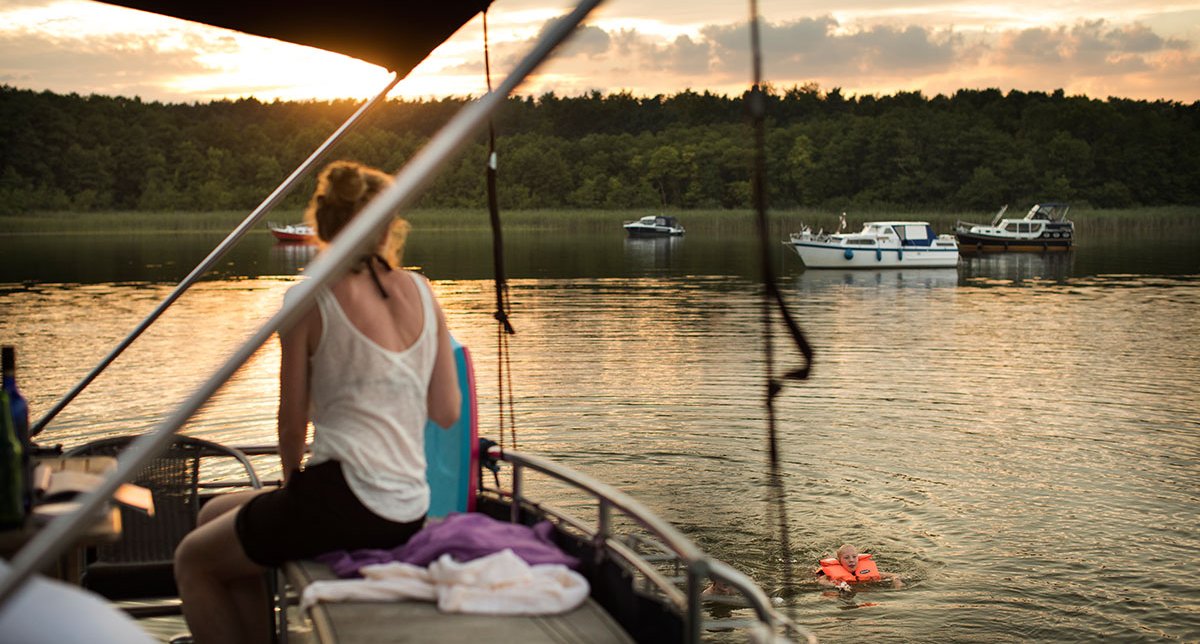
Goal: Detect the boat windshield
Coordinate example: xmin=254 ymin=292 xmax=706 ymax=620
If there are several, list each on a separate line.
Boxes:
xmin=1027 ymin=203 xmax=1069 ymax=221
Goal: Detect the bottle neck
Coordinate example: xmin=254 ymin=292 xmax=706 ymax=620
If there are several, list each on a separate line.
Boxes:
xmin=1 ymin=373 xmax=13 ymax=388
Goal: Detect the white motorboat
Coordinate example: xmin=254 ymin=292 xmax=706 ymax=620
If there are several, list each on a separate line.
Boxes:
xmin=955 ymin=203 xmax=1074 ymax=252
xmin=787 ymin=219 xmax=960 ymax=268
xmin=623 ymin=215 xmax=685 ymax=237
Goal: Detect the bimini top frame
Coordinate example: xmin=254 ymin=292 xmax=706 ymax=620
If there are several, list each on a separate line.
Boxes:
xmin=0 ymin=0 xmax=604 ymax=610
xmin=32 ymin=0 xmax=498 ymax=437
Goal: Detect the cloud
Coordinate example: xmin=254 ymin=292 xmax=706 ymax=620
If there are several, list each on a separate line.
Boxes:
xmin=0 ymin=1 xmax=1196 ymax=103
xmin=993 ymin=19 xmax=1196 ymax=79
xmin=696 ymin=17 xmax=963 ymax=85
xmin=495 ymin=15 xmax=1197 ymax=101
xmin=0 ymin=29 xmax=213 ymax=100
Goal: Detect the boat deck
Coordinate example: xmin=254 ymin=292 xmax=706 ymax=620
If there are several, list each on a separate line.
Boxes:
xmin=284 ymin=559 xmax=635 ymax=644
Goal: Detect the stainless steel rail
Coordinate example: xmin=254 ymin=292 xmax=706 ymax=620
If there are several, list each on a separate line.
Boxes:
xmin=0 ymin=0 xmax=603 ymax=611
xmin=489 ymin=447 xmax=816 ymax=644
xmin=28 ymin=73 xmax=401 ymax=438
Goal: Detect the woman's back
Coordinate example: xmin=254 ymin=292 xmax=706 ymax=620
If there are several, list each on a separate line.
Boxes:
xmin=306 ymin=267 xmax=439 ymax=523
xmin=327 ymin=267 xmax=425 ymax=353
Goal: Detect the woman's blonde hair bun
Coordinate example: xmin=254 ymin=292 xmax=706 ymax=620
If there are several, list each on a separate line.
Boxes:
xmin=327 ymin=163 xmax=370 ymax=205
xmin=304 ymin=160 xmax=409 ymax=266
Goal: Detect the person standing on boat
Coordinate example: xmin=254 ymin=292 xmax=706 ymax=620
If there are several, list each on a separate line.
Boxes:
xmin=173 ymin=161 xmax=461 ymax=644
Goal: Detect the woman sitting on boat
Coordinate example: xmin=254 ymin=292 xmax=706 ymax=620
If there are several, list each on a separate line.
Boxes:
xmin=173 ymin=160 xmax=461 ymax=644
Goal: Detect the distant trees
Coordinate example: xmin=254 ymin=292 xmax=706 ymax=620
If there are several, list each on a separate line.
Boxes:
xmin=0 ymin=84 xmax=1197 ymax=216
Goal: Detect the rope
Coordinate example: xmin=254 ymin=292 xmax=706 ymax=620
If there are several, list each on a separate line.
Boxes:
xmin=747 ymin=0 xmax=814 ymax=613
xmin=484 ymin=10 xmax=517 ymax=450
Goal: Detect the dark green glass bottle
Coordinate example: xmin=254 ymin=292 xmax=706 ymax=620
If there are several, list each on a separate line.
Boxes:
xmin=0 ymin=388 xmax=25 ymax=529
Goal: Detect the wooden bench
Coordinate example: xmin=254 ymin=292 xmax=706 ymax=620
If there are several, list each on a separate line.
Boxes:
xmin=284 ymin=559 xmax=635 ymax=644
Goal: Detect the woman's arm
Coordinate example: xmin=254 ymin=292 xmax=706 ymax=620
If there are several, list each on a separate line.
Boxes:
xmin=425 ymin=283 xmax=461 ymax=429
xmin=277 ymin=308 xmax=315 ymax=484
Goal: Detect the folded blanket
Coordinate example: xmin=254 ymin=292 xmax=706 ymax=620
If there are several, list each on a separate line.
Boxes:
xmin=301 ymin=548 xmax=590 ymax=616
xmin=317 ymin=512 xmax=579 ymax=577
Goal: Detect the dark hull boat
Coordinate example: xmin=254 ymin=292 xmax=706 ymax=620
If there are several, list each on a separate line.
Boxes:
xmin=955 ymin=203 xmax=1074 ymax=253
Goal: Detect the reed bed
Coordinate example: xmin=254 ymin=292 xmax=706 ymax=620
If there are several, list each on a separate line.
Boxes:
xmin=1 ymin=206 xmax=1197 ymax=236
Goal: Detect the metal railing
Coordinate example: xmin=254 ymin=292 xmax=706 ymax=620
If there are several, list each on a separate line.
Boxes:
xmin=486 ymin=447 xmax=816 ymax=644
xmin=0 ymin=0 xmax=605 ymax=611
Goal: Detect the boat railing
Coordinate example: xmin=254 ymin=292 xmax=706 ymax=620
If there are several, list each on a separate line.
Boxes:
xmin=0 ymin=0 xmax=605 ymax=610
xmin=487 ymin=447 xmax=816 ymax=644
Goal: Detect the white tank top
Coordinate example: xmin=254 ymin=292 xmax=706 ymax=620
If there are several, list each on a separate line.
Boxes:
xmin=302 ymin=271 xmax=437 ymax=522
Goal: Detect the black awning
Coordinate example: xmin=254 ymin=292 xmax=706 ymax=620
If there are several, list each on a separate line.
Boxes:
xmin=96 ymin=1 xmax=492 ymax=74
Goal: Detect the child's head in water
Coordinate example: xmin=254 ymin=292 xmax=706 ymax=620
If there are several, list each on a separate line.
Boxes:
xmin=836 ymin=544 xmax=860 ymax=571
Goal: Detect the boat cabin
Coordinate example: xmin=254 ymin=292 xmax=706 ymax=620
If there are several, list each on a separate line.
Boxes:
xmin=641 ymin=215 xmax=680 ymax=228
xmin=859 ymin=222 xmax=941 ymax=246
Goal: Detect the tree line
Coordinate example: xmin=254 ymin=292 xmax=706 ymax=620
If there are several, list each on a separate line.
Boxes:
xmin=1 ymin=84 xmax=1197 ymax=216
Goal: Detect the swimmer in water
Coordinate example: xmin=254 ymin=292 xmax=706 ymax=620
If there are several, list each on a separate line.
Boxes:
xmin=815 ymin=544 xmax=903 ymax=595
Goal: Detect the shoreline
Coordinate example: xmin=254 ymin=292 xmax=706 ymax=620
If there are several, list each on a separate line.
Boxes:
xmin=1 ymin=206 xmax=1198 ymax=235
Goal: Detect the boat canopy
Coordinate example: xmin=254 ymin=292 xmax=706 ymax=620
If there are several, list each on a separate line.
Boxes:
xmin=1026 ymin=203 xmax=1070 ymax=221
xmin=97 ymin=0 xmax=492 ymax=74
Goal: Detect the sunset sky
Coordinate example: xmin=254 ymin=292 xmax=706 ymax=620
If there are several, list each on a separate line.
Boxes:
xmin=1 ymin=0 xmax=1197 ymax=103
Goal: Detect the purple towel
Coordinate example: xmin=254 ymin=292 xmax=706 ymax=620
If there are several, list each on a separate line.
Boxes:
xmin=316 ymin=512 xmax=580 ymax=578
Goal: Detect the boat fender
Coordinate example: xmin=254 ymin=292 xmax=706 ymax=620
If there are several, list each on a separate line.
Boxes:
xmin=897 ymin=248 xmax=903 ymax=261
xmin=844 ymin=249 xmax=854 ymax=260
xmin=875 ymin=248 xmax=882 ymax=261
xmin=818 ymin=554 xmax=882 ymax=583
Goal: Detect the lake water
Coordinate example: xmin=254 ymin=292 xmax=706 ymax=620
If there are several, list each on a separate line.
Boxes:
xmin=1 ymin=225 xmax=1198 ymax=642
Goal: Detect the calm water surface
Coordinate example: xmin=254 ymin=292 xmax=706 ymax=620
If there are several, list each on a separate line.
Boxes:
xmin=1 ymin=226 xmax=1198 ymax=642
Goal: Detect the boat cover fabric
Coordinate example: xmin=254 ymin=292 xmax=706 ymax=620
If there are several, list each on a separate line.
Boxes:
xmin=299 ymin=548 xmax=590 ymax=615
xmin=95 ymin=1 xmax=492 ymax=72
xmin=316 ymin=512 xmax=580 ymax=577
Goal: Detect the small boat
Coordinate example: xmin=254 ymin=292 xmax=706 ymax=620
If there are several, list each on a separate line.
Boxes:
xmin=623 ymin=215 xmax=684 ymax=237
xmin=268 ymin=222 xmax=316 ymax=243
xmin=955 ymin=203 xmax=1074 ymax=252
xmin=787 ymin=219 xmax=960 ymax=269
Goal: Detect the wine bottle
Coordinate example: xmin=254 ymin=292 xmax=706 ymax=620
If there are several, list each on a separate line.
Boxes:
xmin=1 ymin=346 xmax=31 ymax=513
xmin=0 ymin=389 xmax=24 ymax=529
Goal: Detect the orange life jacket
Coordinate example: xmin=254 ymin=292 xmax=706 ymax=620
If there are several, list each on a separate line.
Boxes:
xmin=818 ymin=553 xmax=882 ymax=583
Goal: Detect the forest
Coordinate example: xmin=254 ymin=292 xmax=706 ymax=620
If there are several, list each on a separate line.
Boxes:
xmin=1 ymin=84 xmax=1197 ymax=216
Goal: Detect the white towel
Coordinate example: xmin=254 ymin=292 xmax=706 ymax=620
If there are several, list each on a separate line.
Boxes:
xmin=300 ymin=548 xmax=590 ymax=616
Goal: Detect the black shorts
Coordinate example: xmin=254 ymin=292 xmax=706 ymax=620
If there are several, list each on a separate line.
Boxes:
xmin=235 ymin=460 xmax=425 ymax=567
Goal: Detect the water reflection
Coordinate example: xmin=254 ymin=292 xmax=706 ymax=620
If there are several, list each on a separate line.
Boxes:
xmin=794 ymin=267 xmax=959 ymax=291
xmin=960 ymin=251 xmax=1075 ymax=284
xmin=2 ymin=261 xmax=1199 ymax=642
xmin=269 ymin=241 xmax=318 ymax=273
xmin=622 ymin=236 xmax=684 ymax=272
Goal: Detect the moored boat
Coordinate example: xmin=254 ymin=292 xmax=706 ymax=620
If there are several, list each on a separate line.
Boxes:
xmin=787 ymin=220 xmax=960 ymax=269
xmin=623 ymin=215 xmax=685 ymax=237
xmin=268 ymin=222 xmax=316 ymax=243
xmin=955 ymin=203 xmax=1074 ymax=252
